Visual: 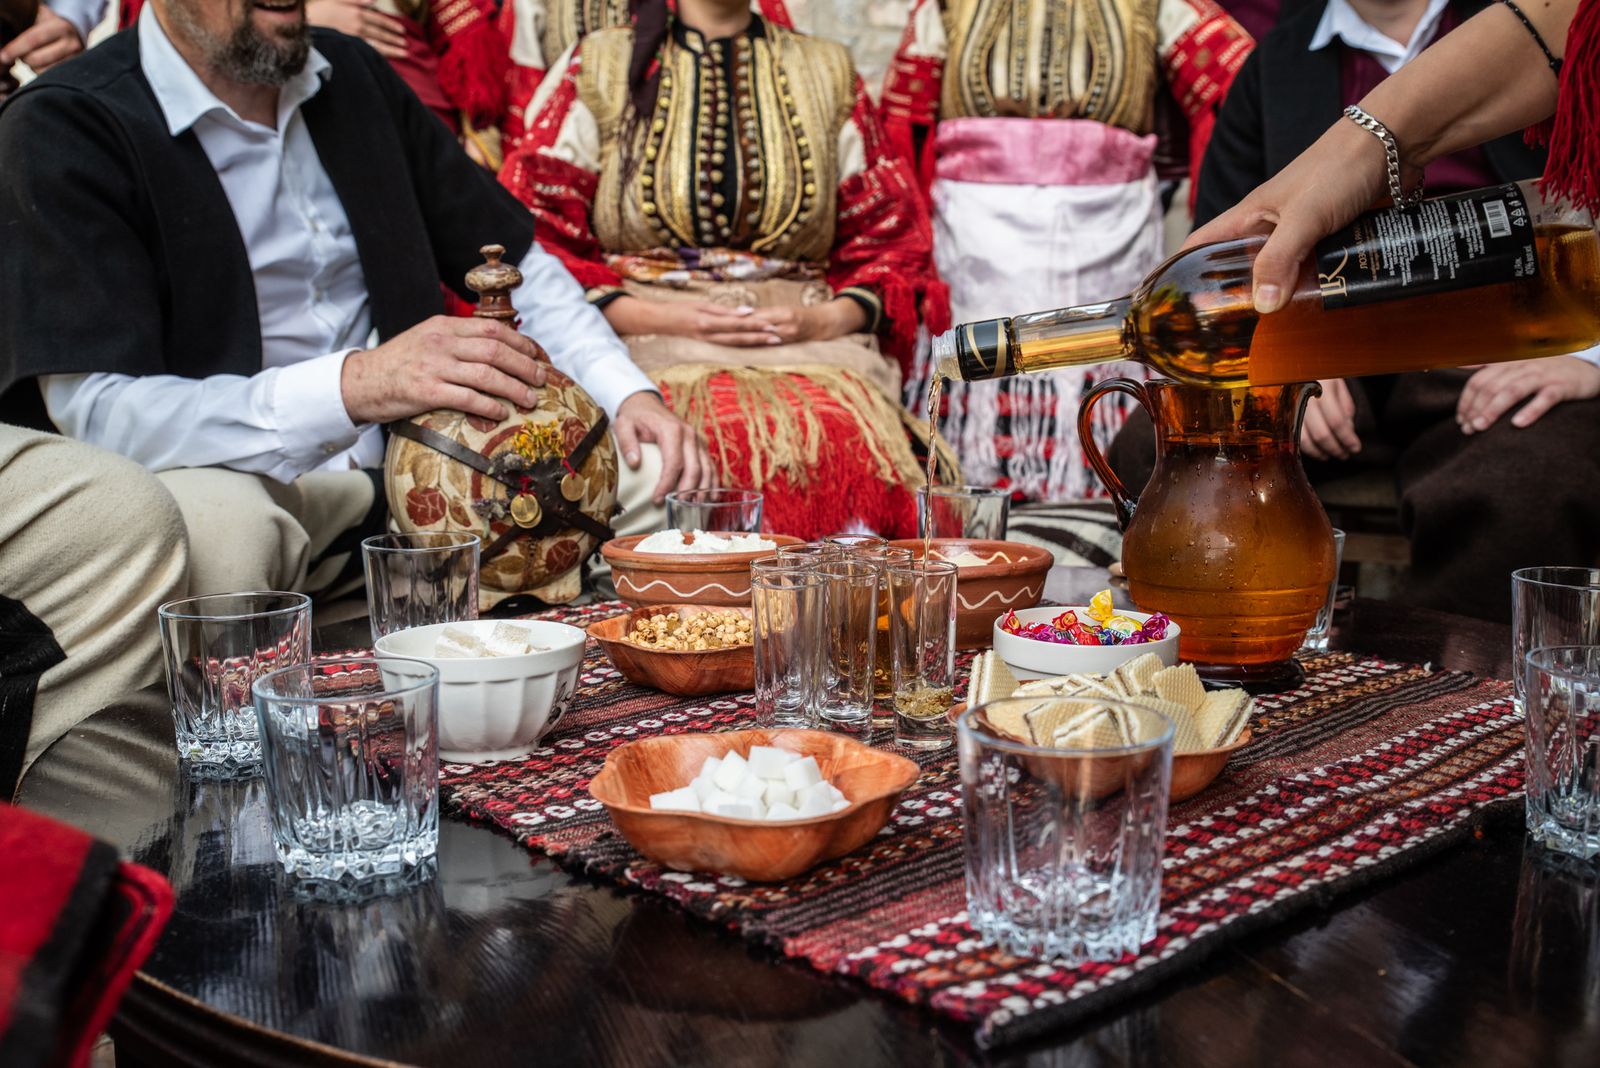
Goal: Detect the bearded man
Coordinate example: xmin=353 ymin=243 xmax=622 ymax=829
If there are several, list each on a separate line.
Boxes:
xmin=0 ymin=0 xmax=711 ymax=787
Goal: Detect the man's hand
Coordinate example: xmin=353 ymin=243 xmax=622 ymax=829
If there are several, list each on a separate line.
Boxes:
xmin=306 ymin=0 xmax=408 ymax=59
xmin=1456 ymin=355 xmax=1600 ymax=434
xmin=1300 ymin=378 xmax=1362 ymax=461
xmin=1 ymin=7 xmax=85 ymax=74
xmin=748 ymin=299 xmax=866 ymax=344
xmin=613 ymin=392 xmax=716 ymax=503
xmin=340 ymin=315 xmax=549 ymax=425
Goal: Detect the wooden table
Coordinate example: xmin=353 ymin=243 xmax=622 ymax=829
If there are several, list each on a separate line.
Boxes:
xmin=18 ymin=570 xmax=1600 ymax=1067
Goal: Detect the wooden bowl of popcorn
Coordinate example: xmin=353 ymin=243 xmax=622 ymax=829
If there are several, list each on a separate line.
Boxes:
xmin=588 ymin=729 xmax=920 ymax=880
xmin=588 ymin=604 xmax=755 ymax=696
xmin=601 ymin=530 xmax=806 ymax=608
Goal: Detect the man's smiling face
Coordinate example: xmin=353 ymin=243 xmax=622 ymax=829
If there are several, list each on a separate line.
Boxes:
xmin=160 ymin=0 xmax=310 ymax=86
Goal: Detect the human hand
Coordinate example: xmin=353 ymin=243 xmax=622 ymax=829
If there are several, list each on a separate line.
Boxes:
xmin=612 ymin=392 xmax=716 ymax=503
xmin=1185 ymin=118 xmax=1394 ymax=313
xmin=1299 ymin=379 xmax=1361 ymax=461
xmin=306 ymin=0 xmax=409 ymax=59
xmin=1456 ymin=356 xmax=1600 ymax=433
xmin=0 ymin=7 xmax=85 ymax=73
xmin=604 ymin=298 xmax=784 ymax=346
xmin=340 ymin=315 xmax=549 ymax=424
xmin=747 ymin=298 xmax=866 ymax=344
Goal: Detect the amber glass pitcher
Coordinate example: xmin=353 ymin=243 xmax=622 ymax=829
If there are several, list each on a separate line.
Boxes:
xmin=1079 ymin=379 xmax=1336 ymax=689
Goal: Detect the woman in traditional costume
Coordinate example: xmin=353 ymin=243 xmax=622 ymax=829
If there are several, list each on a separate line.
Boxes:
xmin=881 ymin=0 xmax=1253 ymax=503
xmin=499 ymin=0 xmax=948 ymax=538
xmin=119 ymin=0 xmax=509 ymax=163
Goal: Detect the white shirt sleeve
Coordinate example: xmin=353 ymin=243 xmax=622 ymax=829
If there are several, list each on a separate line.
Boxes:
xmin=45 ymin=0 xmax=107 ymax=46
xmin=41 ymin=350 xmax=367 ymax=482
xmin=1574 ymin=344 xmax=1600 ymax=367
xmin=510 ymin=242 xmax=656 ymax=419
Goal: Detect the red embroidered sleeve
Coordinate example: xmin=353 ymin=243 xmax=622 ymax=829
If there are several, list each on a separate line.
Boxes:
xmin=496 ymin=50 xmax=623 ymax=293
xmin=878 ymin=0 xmax=945 ymax=193
xmin=1158 ymin=0 xmax=1255 ymax=192
xmin=830 ymin=79 xmax=950 ymax=374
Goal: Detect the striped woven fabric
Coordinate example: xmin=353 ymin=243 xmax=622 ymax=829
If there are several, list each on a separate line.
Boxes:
xmin=439 ymin=603 xmax=1522 ymax=1048
xmin=1007 ymin=499 xmax=1123 ymax=569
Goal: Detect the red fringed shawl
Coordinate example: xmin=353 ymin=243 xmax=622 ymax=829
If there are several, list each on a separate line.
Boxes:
xmin=1537 ymin=0 xmax=1600 ymax=213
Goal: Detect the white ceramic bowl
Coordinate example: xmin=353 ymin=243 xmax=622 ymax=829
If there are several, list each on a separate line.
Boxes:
xmin=991 ymin=606 xmax=1180 ymax=681
xmin=374 ymin=619 xmax=585 ymax=763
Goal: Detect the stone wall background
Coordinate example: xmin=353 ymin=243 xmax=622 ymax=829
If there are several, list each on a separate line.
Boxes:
xmin=785 ymin=0 xmax=910 ymax=96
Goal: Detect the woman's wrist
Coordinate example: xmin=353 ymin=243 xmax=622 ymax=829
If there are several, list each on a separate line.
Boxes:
xmin=822 ymin=297 xmax=869 ymax=338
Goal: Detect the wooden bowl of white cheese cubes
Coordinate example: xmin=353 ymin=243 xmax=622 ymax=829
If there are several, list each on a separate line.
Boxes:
xmin=375 ymin=619 xmax=585 ymax=763
xmin=588 ymin=730 xmax=919 ymax=880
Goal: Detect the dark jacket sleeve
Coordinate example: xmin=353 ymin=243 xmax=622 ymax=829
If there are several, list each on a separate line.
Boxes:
xmin=344 ymin=37 xmax=536 ymax=304
xmin=0 ymin=86 xmax=168 ymax=426
xmin=1192 ymin=49 xmax=1269 ymax=230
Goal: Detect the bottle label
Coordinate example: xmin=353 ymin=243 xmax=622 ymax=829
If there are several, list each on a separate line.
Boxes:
xmin=1315 ymin=183 xmax=1537 ymax=309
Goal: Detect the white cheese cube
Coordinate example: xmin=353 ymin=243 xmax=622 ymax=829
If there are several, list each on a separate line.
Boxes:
xmin=699 ymin=755 xmax=723 ymax=782
xmin=648 ymin=788 xmax=701 ymax=813
xmin=734 ymin=775 xmax=768 ymax=801
xmin=713 ymin=751 xmax=749 ymax=791
xmin=709 ymin=797 xmax=761 ymax=820
xmin=765 ymin=802 xmax=801 ymax=821
xmin=690 ymin=775 xmax=719 ymax=802
xmin=762 ymin=780 xmax=795 ymax=807
xmin=822 ymin=782 xmax=847 ymax=804
xmin=829 ymin=799 xmax=850 ymax=812
xmin=796 ymin=791 xmax=833 ymax=818
xmin=747 ymin=745 xmax=798 ymax=780
xmin=484 ymin=623 xmax=535 ymax=657
xmin=795 ymin=780 xmax=833 ymax=808
xmin=782 ymin=756 xmax=823 ymax=791
xmin=432 ymin=635 xmax=479 ymax=658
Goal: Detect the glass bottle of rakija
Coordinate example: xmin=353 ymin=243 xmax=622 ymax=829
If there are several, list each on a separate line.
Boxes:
xmin=933 ymin=180 xmax=1600 ymax=386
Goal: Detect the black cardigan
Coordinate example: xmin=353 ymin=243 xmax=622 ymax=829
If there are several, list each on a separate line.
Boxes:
xmin=0 ymin=27 xmax=534 ymax=429
xmin=1194 ymin=0 xmax=1547 ymax=228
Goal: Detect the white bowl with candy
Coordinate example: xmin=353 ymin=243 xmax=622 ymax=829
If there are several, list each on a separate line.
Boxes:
xmin=375 ymin=620 xmax=585 ymax=762
xmin=992 ymin=590 xmax=1179 ymax=680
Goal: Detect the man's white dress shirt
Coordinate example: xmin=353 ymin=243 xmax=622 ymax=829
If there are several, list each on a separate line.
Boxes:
xmin=1308 ymin=0 xmax=1452 ymax=73
xmin=44 ymin=7 xmax=655 ymax=483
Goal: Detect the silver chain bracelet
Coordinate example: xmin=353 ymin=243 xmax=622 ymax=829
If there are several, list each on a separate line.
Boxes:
xmin=1343 ymin=104 xmax=1425 ymax=208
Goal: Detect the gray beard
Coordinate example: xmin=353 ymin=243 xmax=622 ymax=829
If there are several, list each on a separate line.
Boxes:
xmin=168 ymin=2 xmax=310 ymax=87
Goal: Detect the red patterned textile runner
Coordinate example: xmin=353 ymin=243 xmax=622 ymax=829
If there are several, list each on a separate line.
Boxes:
xmin=439 ymin=602 xmax=1522 ymax=1047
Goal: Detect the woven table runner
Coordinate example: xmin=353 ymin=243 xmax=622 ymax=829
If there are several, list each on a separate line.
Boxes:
xmin=439 ymin=602 xmax=1523 ymax=1048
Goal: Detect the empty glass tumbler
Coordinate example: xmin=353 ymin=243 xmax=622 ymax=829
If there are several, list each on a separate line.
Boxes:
xmin=158 ymin=592 xmax=312 ymax=771
xmin=665 ymin=488 xmax=764 ymax=532
xmin=751 ymin=568 xmax=823 ymax=729
xmin=253 ymin=657 xmax=440 ymax=887
xmin=817 ymin=560 xmax=880 ymax=730
xmin=1522 ymin=646 xmax=1600 ymax=859
xmin=916 ymin=485 xmax=1010 ymax=541
xmin=890 ymin=559 xmax=959 ymax=749
xmin=363 ymin=532 xmax=480 ymax=643
xmin=959 ymin=700 xmax=1174 ymax=963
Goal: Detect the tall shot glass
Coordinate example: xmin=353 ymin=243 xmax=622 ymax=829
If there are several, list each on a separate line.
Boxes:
xmin=858 ymin=545 xmax=914 ymax=710
xmin=959 ymin=700 xmax=1174 ymax=963
xmin=917 ymin=485 xmax=1010 ymax=541
xmin=817 ymin=560 xmax=880 ymax=733
xmin=253 ymin=657 xmax=440 ymax=889
xmin=1298 ymin=528 xmax=1346 ymax=653
xmin=890 ymin=559 xmax=959 ymax=749
xmin=158 ymin=592 xmax=312 ymax=772
xmin=362 ymin=532 xmax=480 ymax=643
xmin=1522 ymin=646 xmax=1600 ymax=860
xmin=665 ymin=488 xmax=764 ymax=533
xmin=751 ymin=567 xmax=822 ymax=729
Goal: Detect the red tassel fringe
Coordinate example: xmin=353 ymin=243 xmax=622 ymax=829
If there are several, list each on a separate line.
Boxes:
xmin=1539 ymin=0 xmax=1600 ymax=213
xmin=436 ymin=16 xmax=509 ymax=129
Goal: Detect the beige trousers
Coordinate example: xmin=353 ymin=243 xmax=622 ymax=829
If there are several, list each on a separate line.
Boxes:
xmin=0 ymin=427 xmax=189 ymax=794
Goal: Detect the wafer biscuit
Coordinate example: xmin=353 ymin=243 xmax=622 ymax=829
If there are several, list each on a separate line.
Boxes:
xmin=1195 ymin=688 xmax=1252 ymax=748
xmin=1114 ymin=653 xmax=1165 ymax=697
xmin=1151 ymin=663 xmax=1206 ymax=710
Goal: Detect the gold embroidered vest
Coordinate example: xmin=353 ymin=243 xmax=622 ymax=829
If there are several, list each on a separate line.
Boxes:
xmin=576 ymin=21 xmax=856 ymax=264
xmin=940 ymin=0 xmax=1160 ymax=132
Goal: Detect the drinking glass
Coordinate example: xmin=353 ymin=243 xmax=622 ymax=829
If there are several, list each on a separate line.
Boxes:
xmin=774 ymin=542 xmax=847 ymax=567
xmin=817 ymin=560 xmax=880 ymax=732
xmin=363 ymin=532 xmax=480 ymax=643
xmin=1522 ymin=646 xmax=1600 ymax=859
xmin=824 ymin=533 xmax=887 ymax=553
xmin=1512 ymin=568 xmax=1600 ymax=706
xmin=916 ymin=485 xmax=1010 ymax=540
xmin=858 ymin=546 xmax=915 ymax=706
xmin=890 ymin=559 xmax=959 ymax=749
xmin=959 ymin=700 xmax=1173 ymax=963
xmin=751 ymin=568 xmax=822 ymax=729
xmin=253 ymin=657 xmax=440 ymax=888
xmin=1298 ymin=528 xmax=1346 ymax=653
xmin=665 ymin=488 xmax=763 ymax=532
xmin=158 ymin=592 xmax=312 ymax=772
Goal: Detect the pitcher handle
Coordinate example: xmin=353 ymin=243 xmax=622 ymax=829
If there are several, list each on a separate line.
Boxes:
xmin=1077 ymin=377 xmax=1150 ymax=531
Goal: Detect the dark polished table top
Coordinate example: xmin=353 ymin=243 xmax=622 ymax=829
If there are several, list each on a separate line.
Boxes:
xmin=18 ymin=571 xmax=1600 ymax=1067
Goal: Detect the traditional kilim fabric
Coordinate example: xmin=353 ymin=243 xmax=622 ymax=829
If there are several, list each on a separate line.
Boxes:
xmin=439 ymin=603 xmax=1522 ymax=1048
xmin=1008 ymin=499 xmax=1123 ymax=569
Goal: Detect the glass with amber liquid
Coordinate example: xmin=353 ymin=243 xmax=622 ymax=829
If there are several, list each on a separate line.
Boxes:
xmin=933 ymin=181 xmax=1600 ymax=386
